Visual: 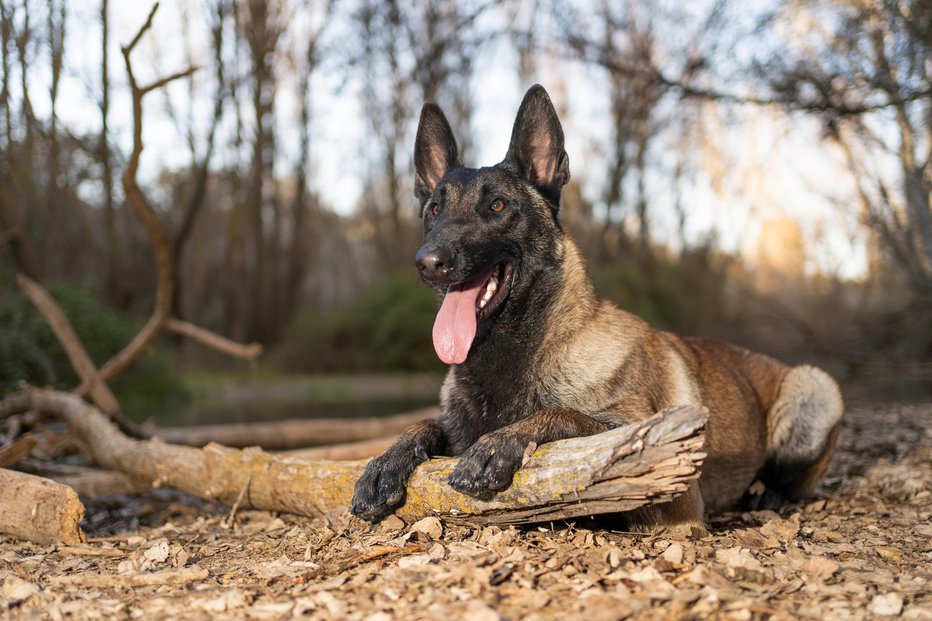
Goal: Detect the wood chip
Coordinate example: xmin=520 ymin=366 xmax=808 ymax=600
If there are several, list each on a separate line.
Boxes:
xmin=48 ymin=567 xmax=209 ymax=588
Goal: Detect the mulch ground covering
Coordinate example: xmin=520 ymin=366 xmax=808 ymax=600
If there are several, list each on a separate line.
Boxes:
xmin=1 ymin=401 xmax=930 ymax=620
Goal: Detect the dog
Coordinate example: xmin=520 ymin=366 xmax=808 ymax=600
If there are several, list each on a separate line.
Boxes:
xmin=351 ymin=84 xmax=844 ymax=531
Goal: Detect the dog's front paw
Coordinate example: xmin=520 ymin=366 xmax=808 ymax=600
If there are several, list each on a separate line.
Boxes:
xmin=448 ymin=432 xmax=529 ymax=498
xmin=351 ymin=453 xmax=411 ymax=522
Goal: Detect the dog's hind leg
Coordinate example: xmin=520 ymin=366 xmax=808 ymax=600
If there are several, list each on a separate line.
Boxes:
xmin=761 ymin=365 xmax=844 ymax=500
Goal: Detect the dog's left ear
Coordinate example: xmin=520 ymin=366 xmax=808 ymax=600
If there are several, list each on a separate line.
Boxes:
xmin=504 ymin=85 xmax=570 ymax=195
xmin=414 ymin=103 xmax=461 ymax=204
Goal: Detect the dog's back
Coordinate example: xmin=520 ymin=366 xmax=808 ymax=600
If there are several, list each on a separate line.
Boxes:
xmin=520 ymin=236 xmax=844 ymax=523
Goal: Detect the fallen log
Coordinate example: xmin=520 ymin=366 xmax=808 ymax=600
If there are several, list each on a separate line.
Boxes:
xmin=155 ymin=406 xmax=440 ymax=449
xmin=46 ymin=467 xmax=151 ymax=498
xmin=9 ymin=389 xmax=707 ymax=526
xmin=0 ymin=468 xmax=86 ymax=545
xmin=283 ymin=435 xmax=398 ymax=460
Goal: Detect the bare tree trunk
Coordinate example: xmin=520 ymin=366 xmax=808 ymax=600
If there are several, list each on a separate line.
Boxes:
xmin=171 ymin=0 xmax=227 ymax=325
xmin=9 ymin=0 xmax=49 ymax=269
xmin=244 ymin=0 xmax=280 ymax=341
xmin=385 ymin=0 xmax=405 ymax=263
xmin=226 ymin=0 xmax=249 ymax=341
xmin=46 ymin=0 xmax=64 ymax=215
xmin=0 ymin=186 xmax=42 ymax=278
xmin=0 ymin=0 xmax=11 ymax=140
xmin=100 ymin=0 xmax=119 ymax=306
xmin=0 ymin=2 xmax=40 ymax=278
xmin=634 ymin=139 xmax=651 ymax=255
xmin=285 ymin=11 xmax=327 ymax=320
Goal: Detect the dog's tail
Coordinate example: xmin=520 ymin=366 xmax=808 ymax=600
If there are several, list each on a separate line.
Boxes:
xmin=761 ymin=365 xmax=844 ymax=499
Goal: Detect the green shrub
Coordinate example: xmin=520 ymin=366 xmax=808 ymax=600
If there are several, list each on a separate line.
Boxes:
xmin=592 ymin=247 xmax=730 ymax=335
xmin=277 ymin=272 xmax=443 ymax=373
xmin=0 ymin=284 xmax=189 ymax=419
xmin=593 ymin=264 xmax=682 ymax=329
xmin=278 ymin=250 xmax=731 ymax=373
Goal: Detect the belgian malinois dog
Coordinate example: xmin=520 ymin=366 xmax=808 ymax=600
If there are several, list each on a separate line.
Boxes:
xmin=351 ymin=85 xmax=843 ymax=530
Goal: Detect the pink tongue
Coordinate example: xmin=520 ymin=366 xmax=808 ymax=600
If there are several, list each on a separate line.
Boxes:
xmin=432 ymin=280 xmax=484 ymax=364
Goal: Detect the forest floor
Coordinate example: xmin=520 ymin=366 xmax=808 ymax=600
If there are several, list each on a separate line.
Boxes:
xmin=1 ymin=400 xmax=930 ymax=620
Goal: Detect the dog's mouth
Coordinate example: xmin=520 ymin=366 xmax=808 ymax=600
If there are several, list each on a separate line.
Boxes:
xmin=432 ymin=262 xmax=514 ymax=365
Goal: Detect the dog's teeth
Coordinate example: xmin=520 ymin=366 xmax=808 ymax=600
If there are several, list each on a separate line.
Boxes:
xmin=478 ymin=274 xmax=500 ymax=312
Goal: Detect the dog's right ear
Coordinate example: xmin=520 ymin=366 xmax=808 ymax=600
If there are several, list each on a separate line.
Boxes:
xmin=504 ymin=85 xmax=570 ymax=198
xmin=414 ymin=104 xmax=461 ymax=204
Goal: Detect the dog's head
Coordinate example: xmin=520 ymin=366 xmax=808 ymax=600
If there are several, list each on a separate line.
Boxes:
xmin=414 ymin=85 xmax=571 ymax=364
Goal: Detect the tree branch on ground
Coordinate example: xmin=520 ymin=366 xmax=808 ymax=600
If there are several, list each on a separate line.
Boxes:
xmin=156 ymin=406 xmax=438 ymax=449
xmin=2 ymin=389 xmax=707 ymax=529
xmin=0 ymin=467 xmax=85 ymax=545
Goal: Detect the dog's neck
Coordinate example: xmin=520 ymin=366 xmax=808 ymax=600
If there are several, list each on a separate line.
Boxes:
xmin=540 ymin=235 xmax=600 ymax=348
xmin=454 ymin=232 xmax=599 ymax=385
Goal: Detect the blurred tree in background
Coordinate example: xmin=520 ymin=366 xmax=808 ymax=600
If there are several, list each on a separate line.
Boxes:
xmin=0 ymin=0 xmax=929 ymax=403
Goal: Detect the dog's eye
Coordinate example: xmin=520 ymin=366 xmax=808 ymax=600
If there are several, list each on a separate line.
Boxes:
xmin=429 ymin=202 xmax=440 ymax=216
xmin=490 ymin=199 xmax=506 ymax=213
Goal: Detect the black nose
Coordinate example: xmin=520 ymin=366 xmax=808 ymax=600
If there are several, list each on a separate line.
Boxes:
xmin=416 ymin=245 xmax=455 ymax=281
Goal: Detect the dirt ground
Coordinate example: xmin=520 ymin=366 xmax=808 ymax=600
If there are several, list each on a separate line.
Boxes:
xmin=1 ymin=401 xmax=930 ymax=620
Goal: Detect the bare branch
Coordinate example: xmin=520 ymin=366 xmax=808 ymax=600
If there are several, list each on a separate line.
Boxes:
xmin=93 ymin=3 xmax=176 ymax=386
xmin=86 ymin=3 xmax=257 ymax=388
xmin=140 ymin=65 xmax=200 ymax=95
xmin=15 ymin=274 xmax=120 ymax=415
xmin=542 ymin=34 xmax=932 ymax=116
xmin=123 ymin=2 xmax=159 ymax=56
xmin=165 ymin=318 xmax=262 ymax=361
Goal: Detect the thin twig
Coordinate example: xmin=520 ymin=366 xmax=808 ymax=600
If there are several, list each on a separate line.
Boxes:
xmin=223 ymin=475 xmax=252 ymax=529
xmin=166 ymin=318 xmax=262 ymax=360
xmin=141 ymin=66 xmax=199 ymax=95
xmin=48 ymin=567 xmax=209 ymax=588
xmin=57 ymin=546 xmax=126 ymax=558
xmin=296 ymin=544 xmax=424 ymax=583
xmin=123 ymin=2 xmax=158 ymax=55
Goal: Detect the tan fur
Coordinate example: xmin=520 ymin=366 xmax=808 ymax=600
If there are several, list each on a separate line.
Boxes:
xmin=767 ymin=366 xmax=844 ymax=463
xmin=532 ymin=237 xmax=844 ymax=527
